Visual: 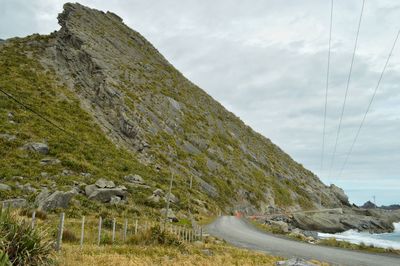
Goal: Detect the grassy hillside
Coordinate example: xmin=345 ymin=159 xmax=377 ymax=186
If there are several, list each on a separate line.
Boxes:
xmin=0 ymin=3 xmax=345 ymax=220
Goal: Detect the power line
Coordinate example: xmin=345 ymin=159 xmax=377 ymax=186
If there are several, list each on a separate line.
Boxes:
xmin=321 ymin=0 xmax=334 ymax=173
xmin=328 ymin=0 xmax=366 ymax=178
xmin=338 ymin=29 xmax=400 ymax=177
xmin=0 ymin=87 xmax=77 ymax=139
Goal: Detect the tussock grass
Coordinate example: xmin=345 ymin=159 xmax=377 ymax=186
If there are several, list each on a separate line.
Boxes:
xmin=0 ymin=210 xmax=54 ymax=265
xmin=58 ymin=243 xmax=281 ymax=266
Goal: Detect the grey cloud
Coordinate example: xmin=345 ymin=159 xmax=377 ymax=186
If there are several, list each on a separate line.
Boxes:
xmin=1 ymin=0 xmax=399 ymax=205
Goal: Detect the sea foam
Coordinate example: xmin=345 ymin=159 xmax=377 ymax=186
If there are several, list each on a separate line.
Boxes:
xmin=318 ymin=222 xmax=400 ymax=250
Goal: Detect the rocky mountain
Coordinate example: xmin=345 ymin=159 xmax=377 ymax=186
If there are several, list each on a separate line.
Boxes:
xmin=361 ymin=201 xmax=400 ymax=211
xmin=1 ymin=3 xmax=398 ymax=231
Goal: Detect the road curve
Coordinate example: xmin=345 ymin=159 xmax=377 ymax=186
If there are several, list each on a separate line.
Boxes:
xmin=205 ymin=216 xmax=400 ymax=266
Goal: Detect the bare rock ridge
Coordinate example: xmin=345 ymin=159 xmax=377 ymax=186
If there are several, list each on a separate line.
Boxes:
xmin=1 ymin=3 xmax=399 ymax=233
xmin=44 ymin=2 xmax=342 ymax=212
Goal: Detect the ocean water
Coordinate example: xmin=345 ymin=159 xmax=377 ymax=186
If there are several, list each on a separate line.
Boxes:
xmin=318 ymin=222 xmax=400 ymax=249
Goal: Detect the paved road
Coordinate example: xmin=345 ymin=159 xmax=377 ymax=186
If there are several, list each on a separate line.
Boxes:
xmin=206 ymin=216 xmax=400 ymax=266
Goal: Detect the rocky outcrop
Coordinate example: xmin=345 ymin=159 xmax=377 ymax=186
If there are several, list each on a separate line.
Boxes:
xmin=292 ymin=207 xmax=396 ymax=233
xmin=36 ymin=189 xmax=77 ymax=211
xmin=329 ymin=185 xmax=350 ymax=206
xmin=85 ymin=178 xmax=127 ymax=203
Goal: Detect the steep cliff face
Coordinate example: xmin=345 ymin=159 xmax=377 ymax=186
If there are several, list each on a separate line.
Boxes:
xmin=0 ymin=3 xmax=347 ymax=216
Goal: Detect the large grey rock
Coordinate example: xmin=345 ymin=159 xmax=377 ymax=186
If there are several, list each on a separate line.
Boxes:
xmin=85 ymin=184 xmax=98 ymax=196
xmin=95 ymin=178 xmax=115 ymax=188
xmin=0 ymin=183 xmax=11 ymax=191
xmin=270 ymin=220 xmax=289 ymax=233
xmin=124 ymin=174 xmax=144 ymax=184
xmin=22 ymin=142 xmax=49 ymax=154
xmin=276 ymin=258 xmax=316 ymax=266
xmin=293 ymin=212 xmax=346 ymax=233
xmin=1 ymin=198 xmax=27 ymax=208
xmin=37 ymin=189 xmax=77 ymax=211
xmin=88 ymin=188 xmax=127 ymax=203
xmin=330 ymin=184 xmax=350 ymax=206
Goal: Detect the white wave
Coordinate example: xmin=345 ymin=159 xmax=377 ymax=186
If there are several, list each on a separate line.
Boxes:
xmin=394 ymin=222 xmax=400 ymax=233
xmin=318 ymin=223 xmax=400 ymax=250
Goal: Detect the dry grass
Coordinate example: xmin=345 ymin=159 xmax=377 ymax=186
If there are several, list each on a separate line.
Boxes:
xmin=58 ymin=243 xmax=281 ymax=266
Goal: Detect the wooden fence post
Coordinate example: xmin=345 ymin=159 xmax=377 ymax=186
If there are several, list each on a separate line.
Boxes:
xmin=112 ymin=218 xmax=116 ymax=244
xmin=135 ymin=219 xmax=138 ymax=235
xmin=31 ymin=211 xmax=36 ymax=229
xmin=80 ymin=216 xmax=85 ymax=249
xmin=55 ymin=212 xmax=65 ymax=251
xmin=97 ymin=216 xmax=102 ymax=245
xmin=123 ymin=219 xmax=128 ymax=242
xmin=200 ymin=227 xmax=203 ymax=241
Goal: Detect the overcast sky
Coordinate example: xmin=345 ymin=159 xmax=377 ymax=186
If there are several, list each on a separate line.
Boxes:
xmin=1 ymin=0 xmax=399 ymax=205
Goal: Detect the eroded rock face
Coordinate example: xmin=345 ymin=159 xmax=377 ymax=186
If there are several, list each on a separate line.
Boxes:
xmin=329 ymin=184 xmax=350 ymax=206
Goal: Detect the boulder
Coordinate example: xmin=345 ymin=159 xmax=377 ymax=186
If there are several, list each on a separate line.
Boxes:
xmin=110 ymin=196 xmax=121 ymax=205
xmin=160 ymin=208 xmax=178 ymax=222
xmin=1 ymin=198 xmax=27 ymax=208
xmin=276 ymin=258 xmax=316 ymax=266
xmin=37 ymin=189 xmax=77 ymax=211
xmin=124 ymin=174 xmax=144 ymax=184
xmin=22 ymin=142 xmax=49 ymax=155
xmin=88 ymin=188 xmax=127 ymax=203
xmin=85 ymin=184 xmax=98 ymax=196
xmin=330 ymin=184 xmax=350 ymax=206
xmin=95 ymin=178 xmax=115 ymax=188
xmin=0 ymin=183 xmax=11 ymax=191
xmin=293 ymin=212 xmax=345 ymax=233
xmin=270 ymin=220 xmax=289 ymax=233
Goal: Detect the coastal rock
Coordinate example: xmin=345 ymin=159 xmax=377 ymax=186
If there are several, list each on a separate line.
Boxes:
xmin=329 ymin=184 xmax=350 ymax=206
xmin=293 ymin=212 xmax=345 ymax=233
xmin=276 ymin=258 xmax=316 ymax=266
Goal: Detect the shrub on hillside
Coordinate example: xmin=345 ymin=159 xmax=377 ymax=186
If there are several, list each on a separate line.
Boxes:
xmin=128 ymin=225 xmax=183 ymax=248
xmin=0 ymin=210 xmax=54 ymax=265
